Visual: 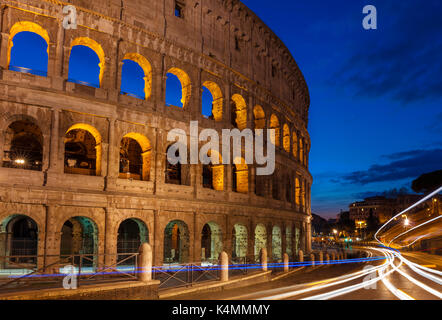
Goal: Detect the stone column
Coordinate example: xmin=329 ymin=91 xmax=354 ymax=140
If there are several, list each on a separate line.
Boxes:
xmin=283 ymin=253 xmax=289 ymax=273
xmin=220 ymin=251 xmax=229 ymax=282
xmin=298 ymin=250 xmax=303 ymax=263
xmin=310 ymin=253 xmax=315 ymax=267
xmin=138 ymin=243 xmax=153 ymax=282
xmin=0 ymin=32 xmax=9 ymax=69
xmin=325 ymin=253 xmax=330 ymax=264
xmin=44 ymin=205 xmax=62 ymax=273
xmin=260 ymin=247 xmax=267 ymax=271
xmin=48 ymin=109 xmax=63 ymax=174
xmin=319 ymin=251 xmax=323 ymax=264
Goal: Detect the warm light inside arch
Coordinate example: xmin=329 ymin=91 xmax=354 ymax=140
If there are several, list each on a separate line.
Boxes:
xmin=122 ymin=132 xmax=152 ymax=181
xmin=231 ymin=94 xmax=247 ymax=130
xmin=253 ymin=105 xmax=266 ymax=130
xmin=65 ymin=123 xmax=102 ymax=176
xmin=234 ymin=157 xmax=248 ymax=194
xmin=270 ymin=114 xmax=280 ymax=146
xmin=283 ymin=124 xmax=290 ymax=153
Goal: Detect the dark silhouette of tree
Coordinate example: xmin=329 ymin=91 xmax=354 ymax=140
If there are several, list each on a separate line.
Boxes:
xmin=366 ymin=208 xmax=380 ymax=233
xmin=412 ymin=170 xmax=442 ymax=194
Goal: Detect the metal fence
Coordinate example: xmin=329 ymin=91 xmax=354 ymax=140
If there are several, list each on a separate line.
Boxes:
xmin=0 ymin=253 xmax=138 ymax=293
xmin=152 ymin=262 xmax=220 ymax=290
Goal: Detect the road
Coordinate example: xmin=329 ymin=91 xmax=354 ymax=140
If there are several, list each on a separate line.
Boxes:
xmin=168 ymin=247 xmax=441 ymax=300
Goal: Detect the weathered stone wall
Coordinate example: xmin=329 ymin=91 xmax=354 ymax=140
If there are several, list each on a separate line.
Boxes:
xmin=0 ymin=0 xmax=313 ymax=268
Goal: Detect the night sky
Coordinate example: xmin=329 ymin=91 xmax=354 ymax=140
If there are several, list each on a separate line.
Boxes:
xmin=9 ymin=1 xmax=442 ymax=220
xmin=242 ymin=0 xmax=442 ymax=219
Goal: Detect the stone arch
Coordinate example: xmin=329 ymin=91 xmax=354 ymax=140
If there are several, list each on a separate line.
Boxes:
xmin=202 ymin=150 xmax=224 ymax=191
xmin=254 ymin=223 xmax=267 ymax=262
xmin=286 ymin=225 xmax=293 ymax=258
xmin=2 ymin=118 xmax=43 ymax=171
xmin=283 ymin=124 xmax=290 ymax=152
xmin=202 ymin=81 xmax=223 ymax=121
xmin=233 ymin=157 xmax=248 ymax=194
xmin=231 ymin=94 xmax=247 ymax=130
xmin=165 ymin=143 xmax=190 ymax=186
xmin=69 ymin=37 xmax=106 ymax=86
xmin=272 ymin=225 xmax=282 ymax=262
xmin=299 ymin=136 xmax=304 ymax=165
xmin=7 ymin=21 xmax=50 ymax=70
xmin=121 ymin=53 xmax=153 ymax=100
xmin=60 ymin=216 xmax=99 ymax=267
xmin=200 ymin=221 xmax=223 ymax=263
xmin=119 ymin=132 xmax=152 ymax=181
xmin=295 ymin=177 xmax=301 ymax=207
xmin=270 ymin=114 xmax=280 ymax=146
xmin=163 ymin=220 xmax=190 ymax=264
xmin=294 ymin=225 xmax=301 ymax=255
xmin=232 ymin=223 xmax=248 ymax=260
xmin=64 ymin=123 xmax=102 ymax=176
xmin=117 ymin=218 xmax=149 ymax=264
xmin=253 ymin=105 xmax=266 ymax=130
xmin=292 ymin=131 xmax=298 ymax=158
xmin=166 ymin=67 xmax=191 ymax=108
xmin=0 ymin=214 xmax=38 ymax=266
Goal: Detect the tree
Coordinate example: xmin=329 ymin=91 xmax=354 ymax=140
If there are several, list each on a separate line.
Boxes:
xmin=412 ymin=170 xmax=442 ymax=194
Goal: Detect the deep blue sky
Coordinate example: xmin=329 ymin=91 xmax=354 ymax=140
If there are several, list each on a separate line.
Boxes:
xmin=242 ymin=0 xmax=442 ymax=218
xmin=9 ymin=1 xmax=442 ymax=220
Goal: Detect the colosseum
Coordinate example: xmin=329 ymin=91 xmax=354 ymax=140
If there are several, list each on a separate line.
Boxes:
xmin=0 ymin=0 xmax=311 ymax=272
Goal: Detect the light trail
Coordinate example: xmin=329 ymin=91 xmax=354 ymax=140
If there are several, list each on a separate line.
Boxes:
xmin=374 ymin=186 xmax=442 ymax=245
xmin=388 ymin=216 xmax=442 ymax=247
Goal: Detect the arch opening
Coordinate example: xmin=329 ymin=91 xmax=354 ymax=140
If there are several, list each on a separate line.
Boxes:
xmin=166 ymin=68 xmax=191 ymax=108
xmin=7 ymin=21 xmax=49 ymax=76
xmin=283 ymin=124 xmax=290 ymax=152
xmin=121 ymin=53 xmax=152 ymax=100
xmin=2 ymin=120 xmax=43 ymax=171
xmin=270 ymin=114 xmax=280 ymax=146
xmin=286 ymin=226 xmax=293 ymax=259
xmin=232 ymin=224 xmax=248 ymax=261
xmin=202 ymin=81 xmax=223 ymax=121
xmin=253 ymin=105 xmax=266 ymax=130
xmin=292 ymin=131 xmax=298 ymax=159
xmin=163 ymin=220 xmax=190 ymax=264
xmin=272 ymin=226 xmax=282 ymax=262
xmin=0 ymin=214 xmax=38 ymax=267
xmin=119 ymin=133 xmax=151 ymax=181
xmin=60 ymin=216 xmax=98 ymax=268
xmin=254 ymin=224 xmax=267 ymax=262
xmin=165 ymin=144 xmax=190 ymax=185
xmin=202 ymin=150 xmax=224 ymax=191
xmin=232 ymin=157 xmax=248 ymax=194
xmin=201 ymin=222 xmax=222 ymax=264
xmin=64 ymin=124 xmax=102 ymax=176
xmin=68 ymin=37 xmax=105 ymax=88
xmin=117 ymin=218 xmax=149 ymax=265
xmin=231 ymin=94 xmax=247 ymax=130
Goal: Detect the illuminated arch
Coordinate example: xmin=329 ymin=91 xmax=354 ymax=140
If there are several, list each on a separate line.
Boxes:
xmin=202 ymin=81 xmax=223 ymax=121
xmin=122 ymin=53 xmax=152 ymax=100
xmin=295 ymin=177 xmax=301 ymax=206
xmin=270 ymin=114 xmax=280 ymax=146
xmin=120 ymin=132 xmax=152 ymax=181
xmin=231 ymin=94 xmax=247 ymax=130
xmin=65 ymin=123 xmax=102 ymax=176
xmin=69 ymin=37 xmax=106 ymax=86
xmin=233 ymin=157 xmax=248 ymax=194
xmin=272 ymin=225 xmax=282 ymax=261
xmin=207 ymin=150 xmax=224 ymax=191
xmin=254 ymin=224 xmax=267 ymax=262
xmin=299 ymin=137 xmax=304 ymax=165
xmin=167 ymin=67 xmax=191 ymax=108
xmin=253 ymin=105 xmax=266 ymax=130
xmin=283 ymin=124 xmax=290 ymax=152
xmin=292 ymin=131 xmax=298 ymax=158
xmin=7 ymin=21 xmax=50 ymax=69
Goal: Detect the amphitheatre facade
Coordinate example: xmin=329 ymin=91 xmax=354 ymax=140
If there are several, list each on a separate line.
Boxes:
xmin=0 ymin=0 xmax=312 ymax=269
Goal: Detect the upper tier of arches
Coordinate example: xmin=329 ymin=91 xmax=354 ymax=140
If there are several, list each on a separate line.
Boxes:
xmin=4 ymin=20 xmax=310 ymax=161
